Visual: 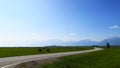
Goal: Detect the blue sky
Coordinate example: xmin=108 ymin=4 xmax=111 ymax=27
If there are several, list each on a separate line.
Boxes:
xmin=0 ymin=0 xmax=120 ymax=43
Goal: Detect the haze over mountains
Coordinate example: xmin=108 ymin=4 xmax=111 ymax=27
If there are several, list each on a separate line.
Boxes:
xmin=41 ymin=36 xmax=120 ymax=46
xmin=0 ymin=36 xmax=120 ymax=47
xmin=99 ymin=36 xmax=120 ymax=45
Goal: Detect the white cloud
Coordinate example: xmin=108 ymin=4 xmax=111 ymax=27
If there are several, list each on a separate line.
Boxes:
xmin=110 ymin=25 xmax=119 ymax=29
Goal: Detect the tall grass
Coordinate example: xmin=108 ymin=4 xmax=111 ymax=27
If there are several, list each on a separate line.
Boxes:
xmin=41 ymin=47 xmax=120 ymax=68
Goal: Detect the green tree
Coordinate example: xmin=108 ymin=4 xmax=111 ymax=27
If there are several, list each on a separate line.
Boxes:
xmin=106 ymin=43 xmax=110 ymax=48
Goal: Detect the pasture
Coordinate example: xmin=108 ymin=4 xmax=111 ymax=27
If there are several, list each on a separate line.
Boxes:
xmin=41 ymin=47 xmax=120 ymax=68
xmin=0 ymin=46 xmax=92 ymax=58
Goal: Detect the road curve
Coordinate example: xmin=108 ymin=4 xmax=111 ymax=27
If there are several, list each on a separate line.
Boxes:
xmin=0 ymin=47 xmax=103 ymax=68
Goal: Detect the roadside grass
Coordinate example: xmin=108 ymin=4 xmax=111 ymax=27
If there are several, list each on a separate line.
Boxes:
xmin=41 ymin=47 xmax=120 ymax=68
xmin=0 ymin=46 xmax=92 ymax=58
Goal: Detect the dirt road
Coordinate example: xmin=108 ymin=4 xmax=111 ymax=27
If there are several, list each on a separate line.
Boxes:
xmin=0 ymin=47 xmax=103 ymax=68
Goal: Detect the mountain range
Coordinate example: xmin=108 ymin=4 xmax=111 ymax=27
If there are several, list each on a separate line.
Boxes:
xmin=42 ymin=36 xmax=120 ymax=46
xmin=99 ymin=36 xmax=120 ymax=45
xmin=28 ymin=36 xmax=120 ymax=46
xmin=0 ymin=36 xmax=120 ymax=47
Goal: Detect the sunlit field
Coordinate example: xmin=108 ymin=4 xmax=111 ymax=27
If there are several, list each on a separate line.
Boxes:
xmin=41 ymin=47 xmax=120 ymax=68
xmin=0 ymin=46 xmax=92 ymax=58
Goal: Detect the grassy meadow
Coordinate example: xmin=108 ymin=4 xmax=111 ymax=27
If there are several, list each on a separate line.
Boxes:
xmin=41 ymin=47 xmax=120 ymax=68
xmin=0 ymin=46 xmax=92 ymax=58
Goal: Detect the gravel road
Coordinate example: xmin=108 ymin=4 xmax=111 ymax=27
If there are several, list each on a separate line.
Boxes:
xmin=0 ymin=47 xmax=103 ymax=68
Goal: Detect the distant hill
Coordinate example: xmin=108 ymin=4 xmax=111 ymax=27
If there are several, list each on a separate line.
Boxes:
xmin=44 ymin=37 xmax=120 ymax=46
xmin=18 ymin=39 xmax=98 ymax=46
xmin=99 ymin=36 xmax=120 ymax=45
xmin=63 ymin=39 xmax=98 ymax=46
xmin=35 ymin=39 xmax=98 ymax=46
xmin=0 ymin=36 xmax=120 ymax=47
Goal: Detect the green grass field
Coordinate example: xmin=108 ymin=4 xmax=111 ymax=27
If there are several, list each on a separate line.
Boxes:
xmin=41 ymin=47 xmax=120 ymax=68
xmin=0 ymin=46 xmax=92 ymax=58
